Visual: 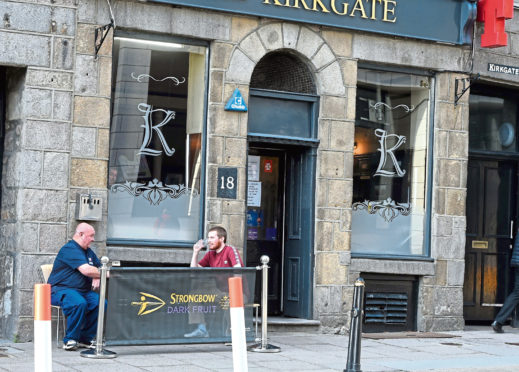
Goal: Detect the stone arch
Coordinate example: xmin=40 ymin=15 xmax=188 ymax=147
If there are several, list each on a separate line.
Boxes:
xmin=226 ymin=22 xmax=346 ymax=96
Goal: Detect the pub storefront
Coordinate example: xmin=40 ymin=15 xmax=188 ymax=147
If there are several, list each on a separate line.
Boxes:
xmin=0 ymin=0 xmax=480 ymax=340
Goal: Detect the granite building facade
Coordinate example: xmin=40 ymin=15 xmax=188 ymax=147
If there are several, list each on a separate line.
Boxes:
xmin=0 ymin=0 xmax=516 ymax=341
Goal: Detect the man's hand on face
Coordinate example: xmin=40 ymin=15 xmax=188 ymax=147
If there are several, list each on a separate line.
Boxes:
xmin=193 ymin=239 xmax=205 ymax=253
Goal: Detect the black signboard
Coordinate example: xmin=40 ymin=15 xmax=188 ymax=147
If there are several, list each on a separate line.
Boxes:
xmin=488 ymin=63 xmax=519 ymax=76
xmin=150 ymin=0 xmax=476 ymax=45
xmin=105 ymin=267 xmax=256 ymax=345
xmin=217 ymin=167 xmax=238 ymax=199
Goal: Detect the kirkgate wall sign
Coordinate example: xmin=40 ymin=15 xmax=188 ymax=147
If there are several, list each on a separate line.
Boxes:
xmin=151 ymin=0 xmax=477 ymax=45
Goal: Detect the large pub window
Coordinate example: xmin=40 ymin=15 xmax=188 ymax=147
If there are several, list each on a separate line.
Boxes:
xmin=107 ymin=36 xmax=207 ymax=244
xmin=352 ymin=68 xmax=432 ymax=257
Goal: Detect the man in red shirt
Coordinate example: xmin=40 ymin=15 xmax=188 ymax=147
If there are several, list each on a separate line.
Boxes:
xmin=185 ymin=226 xmax=243 ymax=338
xmin=190 ymin=226 xmax=243 ymax=268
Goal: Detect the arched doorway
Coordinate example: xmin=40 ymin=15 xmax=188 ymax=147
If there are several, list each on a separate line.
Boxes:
xmin=246 ymin=52 xmax=318 ymax=318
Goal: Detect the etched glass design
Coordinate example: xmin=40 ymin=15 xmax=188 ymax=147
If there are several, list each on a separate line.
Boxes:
xmin=108 ymin=37 xmax=207 ymax=243
xmin=352 ymin=69 xmax=431 ymax=256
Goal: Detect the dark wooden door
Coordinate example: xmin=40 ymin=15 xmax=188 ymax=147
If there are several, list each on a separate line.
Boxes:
xmin=464 ymin=159 xmax=517 ymax=321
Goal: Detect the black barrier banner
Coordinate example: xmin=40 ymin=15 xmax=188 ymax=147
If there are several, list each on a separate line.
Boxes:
xmin=105 ymin=267 xmax=257 ymax=345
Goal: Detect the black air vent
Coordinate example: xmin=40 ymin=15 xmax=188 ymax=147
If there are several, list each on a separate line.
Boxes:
xmin=362 ymin=274 xmax=417 ymax=332
xmin=365 ymin=292 xmax=408 ymax=324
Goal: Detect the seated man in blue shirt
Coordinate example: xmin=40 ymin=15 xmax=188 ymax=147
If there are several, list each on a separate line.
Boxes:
xmin=48 ymin=223 xmax=105 ymax=350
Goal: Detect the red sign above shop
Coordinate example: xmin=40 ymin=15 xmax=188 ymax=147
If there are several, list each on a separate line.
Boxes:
xmin=477 ymin=0 xmax=514 ymax=48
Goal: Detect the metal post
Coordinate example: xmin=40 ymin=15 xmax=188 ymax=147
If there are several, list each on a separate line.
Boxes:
xmin=345 ymin=278 xmax=365 ymax=372
xmin=513 ymin=306 xmax=519 ymax=328
xmin=81 ymin=256 xmax=117 ymax=359
xmin=249 ymin=255 xmax=281 ymax=353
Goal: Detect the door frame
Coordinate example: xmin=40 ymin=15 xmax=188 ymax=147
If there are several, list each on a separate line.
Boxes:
xmin=246 ymin=88 xmax=319 ymax=319
xmin=246 ymin=142 xmax=317 ymax=318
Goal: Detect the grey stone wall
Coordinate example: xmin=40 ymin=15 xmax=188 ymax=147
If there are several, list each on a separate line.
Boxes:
xmin=0 ymin=0 xmax=77 ymax=339
xmin=0 ymin=0 xmax=100 ymax=341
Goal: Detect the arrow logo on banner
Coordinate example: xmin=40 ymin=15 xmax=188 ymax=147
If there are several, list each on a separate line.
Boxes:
xmin=131 ymin=292 xmax=166 ymax=315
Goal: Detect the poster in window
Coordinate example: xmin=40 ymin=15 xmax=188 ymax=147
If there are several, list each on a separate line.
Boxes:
xmin=247 ymin=181 xmax=261 ymax=207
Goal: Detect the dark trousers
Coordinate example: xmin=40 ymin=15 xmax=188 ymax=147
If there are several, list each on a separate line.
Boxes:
xmin=495 ymin=269 xmax=519 ymax=325
xmin=51 ymin=289 xmax=100 ymax=343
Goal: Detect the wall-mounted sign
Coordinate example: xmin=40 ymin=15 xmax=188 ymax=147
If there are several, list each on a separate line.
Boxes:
xmin=477 ymin=0 xmax=514 ymax=48
xmin=225 ymin=89 xmax=248 ymax=112
xmin=488 ymin=62 xmax=519 ymax=75
xmin=151 ymin=0 xmax=476 ymax=45
xmin=217 ymin=167 xmax=238 ymax=199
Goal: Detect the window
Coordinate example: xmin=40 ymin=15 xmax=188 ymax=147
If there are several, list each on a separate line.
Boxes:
xmin=108 ymin=36 xmax=207 ymax=244
xmin=469 ymin=85 xmax=519 ymax=153
xmin=352 ymin=69 xmax=432 ymax=256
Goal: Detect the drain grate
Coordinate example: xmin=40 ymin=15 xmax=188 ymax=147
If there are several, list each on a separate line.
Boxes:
xmin=440 ymin=342 xmax=462 ymax=346
xmin=505 ymin=342 xmax=519 ymax=346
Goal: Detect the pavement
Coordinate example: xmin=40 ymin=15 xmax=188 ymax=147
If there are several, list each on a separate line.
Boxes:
xmin=2 ymin=325 xmax=519 ymax=371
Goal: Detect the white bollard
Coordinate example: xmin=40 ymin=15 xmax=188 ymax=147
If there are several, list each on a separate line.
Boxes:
xmin=34 ymin=283 xmax=52 ymax=372
xmin=228 ymin=277 xmax=248 ymax=372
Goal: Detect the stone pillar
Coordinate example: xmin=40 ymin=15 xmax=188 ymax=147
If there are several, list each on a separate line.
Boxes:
xmin=313 ymin=30 xmax=355 ymax=333
xmin=204 ymin=16 xmax=259 ymax=255
xmin=419 ymin=72 xmax=468 ymax=331
xmin=71 ymin=11 xmax=113 ymax=253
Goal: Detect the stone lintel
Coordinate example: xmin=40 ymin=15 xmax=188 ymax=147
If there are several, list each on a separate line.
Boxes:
xmin=350 ymin=258 xmax=435 ymax=276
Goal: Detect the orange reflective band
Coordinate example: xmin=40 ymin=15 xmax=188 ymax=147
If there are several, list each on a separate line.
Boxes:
xmin=34 ymin=284 xmax=51 ymax=321
xmin=228 ymin=277 xmax=243 ymax=308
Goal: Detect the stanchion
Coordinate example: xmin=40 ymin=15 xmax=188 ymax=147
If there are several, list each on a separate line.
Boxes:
xmin=81 ymin=256 xmax=116 ymax=359
xmin=249 ymin=255 xmax=281 ymax=353
xmin=34 ymin=283 xmax=52 ymax=372
xmin=512 ymin=306 xmax=519 ymax=328
xmin=229 ymin=277 xmax=248 ymax=372
xmin=345 ymin=278 xmax=365 ymax=372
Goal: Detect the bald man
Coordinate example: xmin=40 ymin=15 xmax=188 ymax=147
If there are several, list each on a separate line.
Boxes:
xmin=48 ymin=223 xmax=104 ymax=351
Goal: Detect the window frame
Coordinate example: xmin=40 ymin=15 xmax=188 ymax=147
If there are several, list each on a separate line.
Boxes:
xmin=351 ymin=64 xmax=435 ymax=260
xmin=469 ymin=83 xmax=519 ymax=159
xmin=106 ymin=31 xmax=210 ymax=248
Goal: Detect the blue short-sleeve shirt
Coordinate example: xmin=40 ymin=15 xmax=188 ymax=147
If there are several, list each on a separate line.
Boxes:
xmin=48 ymin=240 xmax=100 ymax=293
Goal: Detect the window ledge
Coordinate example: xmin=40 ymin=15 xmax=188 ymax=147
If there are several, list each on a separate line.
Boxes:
xmin=107 ymin=245 xmax=192 ymax=265
xmin=350 ymin=257 xmax=435 ymax=276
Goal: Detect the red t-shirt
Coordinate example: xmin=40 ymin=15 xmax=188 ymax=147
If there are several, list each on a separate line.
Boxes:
xmin=198 ymin=245 xmax=243 ymax=267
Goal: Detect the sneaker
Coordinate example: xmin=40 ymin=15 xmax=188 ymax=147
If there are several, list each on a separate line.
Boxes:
xmin=184 ymin=328 xmax=209 ymax=338
xmin=491 ymin=321 xmax=504 ymax=333
xmin=63 ymin=340 xmax=78 ymax=351
xmin=77 ymin=340 xmax=95 ymax=349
